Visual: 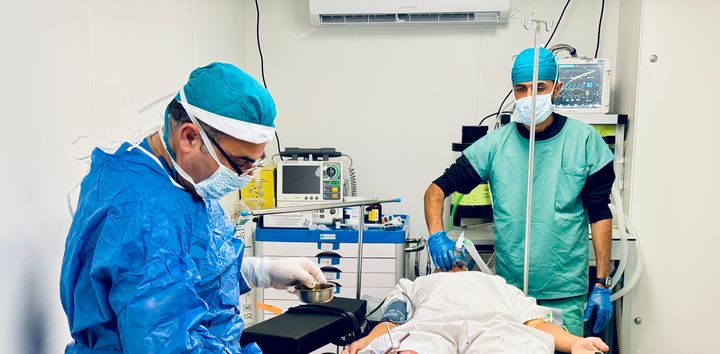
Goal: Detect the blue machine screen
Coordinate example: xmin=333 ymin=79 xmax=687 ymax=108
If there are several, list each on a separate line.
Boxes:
xmin=555 ymin=63 xmax=604 ymax=109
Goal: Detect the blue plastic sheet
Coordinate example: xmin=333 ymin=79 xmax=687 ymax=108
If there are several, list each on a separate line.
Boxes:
xmin=60 ymin=140 xmax=258 ymax=353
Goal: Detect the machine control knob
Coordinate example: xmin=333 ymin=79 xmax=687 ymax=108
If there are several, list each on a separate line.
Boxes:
xmin=325 ymin=166 xmax=337 ymax=178
xmin=634 ymin=317 xmax=643 ymax=325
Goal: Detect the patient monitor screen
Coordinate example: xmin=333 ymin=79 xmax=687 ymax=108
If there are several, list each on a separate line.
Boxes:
xmin=555 ymin=63 xmax=605 ymax=109
xmin=282 ymin=166 xmax=321 ymax=194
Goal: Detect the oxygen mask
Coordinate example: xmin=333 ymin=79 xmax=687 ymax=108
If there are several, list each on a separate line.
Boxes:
xmin=453 ymin=232 xmax=471 ymax=268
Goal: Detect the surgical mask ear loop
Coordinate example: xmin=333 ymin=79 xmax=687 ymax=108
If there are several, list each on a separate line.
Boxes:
xmin=178 ymin=89 xmax=225 ymax=167
xmin=158 ymin=88 xmax=236 ymax=198
xmin=158 ymin=89 xmax=224 ymax=195
xmin=157 ymin=124 xmax=201 ymax=192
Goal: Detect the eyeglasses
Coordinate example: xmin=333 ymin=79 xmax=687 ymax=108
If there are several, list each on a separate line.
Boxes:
xmin=205 ymin=133 xmax=266 ymax=177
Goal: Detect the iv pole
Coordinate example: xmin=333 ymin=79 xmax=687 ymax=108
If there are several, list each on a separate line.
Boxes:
xmin=241 ymin=197 xmax=402 ymax=300
xmin=521 ymin=18 xmax=553 ymax=296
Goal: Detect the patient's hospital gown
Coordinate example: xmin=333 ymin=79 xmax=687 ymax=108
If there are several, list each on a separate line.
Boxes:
xmin=362 ymin=272 xmax=555 ymax=354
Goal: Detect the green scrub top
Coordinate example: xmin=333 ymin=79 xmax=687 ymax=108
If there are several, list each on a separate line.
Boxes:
xmin=463 ymin=117 xmax=614 ymax=299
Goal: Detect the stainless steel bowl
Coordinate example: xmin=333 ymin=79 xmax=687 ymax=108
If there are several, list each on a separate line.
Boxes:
xmin=295 ymin=282 xmax=335 ymax=304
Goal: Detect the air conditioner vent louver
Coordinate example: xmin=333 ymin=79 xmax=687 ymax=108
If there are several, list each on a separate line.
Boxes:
xmin=320 ymin=12 xmax=495 ymax=24
xmin=310 ymin=0 xmax=509 ymax=26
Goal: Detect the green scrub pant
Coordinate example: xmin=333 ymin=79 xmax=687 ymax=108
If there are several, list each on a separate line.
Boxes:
xmin=537 ymin=295 xmax=586 ymax=337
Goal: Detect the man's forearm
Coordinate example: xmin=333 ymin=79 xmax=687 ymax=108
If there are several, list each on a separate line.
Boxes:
xmin=424 ymin=183 xmax=446 ymax=234
xmin=590 ymin=218 xmax=613 ymax=279
xmin=527 ymin=320 xmax=581 ymax=352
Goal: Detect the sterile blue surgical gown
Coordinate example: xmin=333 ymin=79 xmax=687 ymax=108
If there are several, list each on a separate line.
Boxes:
xmin=60 ymin=139 xmax=260 ymax=354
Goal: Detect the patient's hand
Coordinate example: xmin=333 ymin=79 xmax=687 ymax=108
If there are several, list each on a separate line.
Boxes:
xmin=342 ymin=337 xmax=370 ymax=354
xmin=571 ymin=337 xmax=609 ymax=354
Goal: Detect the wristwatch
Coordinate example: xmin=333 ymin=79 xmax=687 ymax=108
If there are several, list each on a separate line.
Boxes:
xmin=596 ymin=277 xmax=612 ymax=288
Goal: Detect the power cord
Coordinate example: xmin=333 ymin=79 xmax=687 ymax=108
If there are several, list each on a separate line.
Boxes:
xmin=479 ymin=110 xmax=513 ymax=127
xmin=490 ymin=90 xmax=513 ymax=128
xmin=365 ymin=298 xmax=387 ymax=319
xmin=549 ymin=43 xmax=578 ymax=57
xmin=254 ymin=0 xmax=283 ymax=160
xmin=594 ymin=0 xmax=605 ymax=58
xmin=341 ymin=153 xmax=358 ymax=196
xmin=548 ymin=0 xmax=572 ymax=47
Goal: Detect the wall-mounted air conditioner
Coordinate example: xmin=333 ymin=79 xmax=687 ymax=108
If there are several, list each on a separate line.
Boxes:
xmin=309 ymin=0 xmax=510 ymax=26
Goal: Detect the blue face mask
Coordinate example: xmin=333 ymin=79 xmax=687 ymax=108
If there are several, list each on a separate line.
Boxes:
xmin=191 ymin=157 xmax=253 ymax=200
xmin=164 ymin=90 xmax=253 ymax=200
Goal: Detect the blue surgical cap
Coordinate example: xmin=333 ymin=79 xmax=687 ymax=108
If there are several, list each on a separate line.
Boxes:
xmin=511 ymin=47 xmax=558 ymax=84
xmin=165 ymin=62 xmax=276 ymax=144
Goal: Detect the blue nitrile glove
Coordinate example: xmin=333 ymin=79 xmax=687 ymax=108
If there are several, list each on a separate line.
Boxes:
xmin=584 ymin=285 xmax=613 ymax=333
xmin=427 ymin=231 xmax=456 ymax=271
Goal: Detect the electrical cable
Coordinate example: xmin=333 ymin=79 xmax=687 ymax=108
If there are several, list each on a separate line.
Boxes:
xmin=478 ymin=111 xmax=513 ymax=127
xmin=491 ymin=90 xmax=513 ymax=127
xmin=340 ymin=154 xmax=358 ymax=196
xmin=482 ymin=0 xmax=571 ymax=126
xmin=495 ymin=98 xmax=517 ymax=129
xmin=254 ymin=0 xmax=283 ymax=160
xmin=365 ymin=298 xmax=387 ymax=319
xmin=545 ymin=0 xmax=572 ymax=48
xmin=594 ymin=0 xmax=605 ymax=58
xmin=548 ymin=43 xmax=578 ymax=57
xmin=347 ymin=167 xmax=358 ymax=196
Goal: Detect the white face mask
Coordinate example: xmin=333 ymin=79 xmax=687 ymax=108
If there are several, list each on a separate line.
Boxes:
xmin=163 ymin=89 xmax=253 ymax=200
xmin=513 ymin=92 xmax=555 ymax=126
xmin=513 ymin=65 xmax=560 ymax=126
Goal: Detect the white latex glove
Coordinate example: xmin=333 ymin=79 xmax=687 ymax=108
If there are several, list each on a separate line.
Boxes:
xmin=267 ymin=258 xmax=327 ymax=290
xmin=571 ymin=337 xmax=609 ymax=354
xmin=241 ymin=257 xmax=327 ymax=290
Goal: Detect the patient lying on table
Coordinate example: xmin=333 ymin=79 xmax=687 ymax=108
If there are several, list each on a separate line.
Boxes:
xmin=343 ymin=267 xmax=608 ymax=354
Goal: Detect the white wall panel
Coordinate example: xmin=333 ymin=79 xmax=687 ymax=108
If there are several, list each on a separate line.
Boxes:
xmin=0 ymin=1 xmax=247 ymax=352
xmin=627 ymin=1 xmax=720 ymax=352
xmin=243 ymin=0 xmax=620 ymax=236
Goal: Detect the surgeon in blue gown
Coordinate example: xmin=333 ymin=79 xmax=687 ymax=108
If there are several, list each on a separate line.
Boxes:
xmin=60 ymin=63 xmax=326 ymax=353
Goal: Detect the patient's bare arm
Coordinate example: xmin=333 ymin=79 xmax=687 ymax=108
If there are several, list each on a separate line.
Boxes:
xmin=525 ymin=320 xmax=609 ymax=354
xmin=342 ymin=322 xmax=398 ymax=354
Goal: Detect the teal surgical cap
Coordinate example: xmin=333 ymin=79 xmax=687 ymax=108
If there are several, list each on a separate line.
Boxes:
xmin=511 ymin=47 xmax=558 ymax=84
xmin=165 ymin=62 xmax=276 ymax=144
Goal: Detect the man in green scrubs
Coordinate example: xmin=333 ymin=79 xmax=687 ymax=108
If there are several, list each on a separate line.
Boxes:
xmin=424 ymin=47 xmax=615 ymax=336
